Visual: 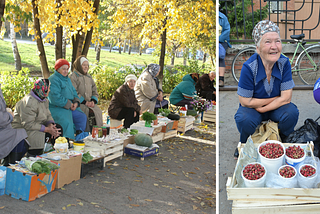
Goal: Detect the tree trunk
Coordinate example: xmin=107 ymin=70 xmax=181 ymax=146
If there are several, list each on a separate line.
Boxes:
xmin=62 ymin=32 xmax=66 ymax=59
xmin=32 ymin=0 xmax=49 ymax=78
xmin=55 ymin=0 xmax=63 ymax=60
xmin=82 ymin=0 xmax=100 ymax=57
xmin=10 ymin=19 xmax=21 ymax=71
xmin=158 ymin=19 xmax=167 ymax=86
xmin=128 ymin=39 xmax=131 ymax=55
xmin=202 ymin=53 xmax=207 ymax=68
xmin=72 ymin=32 xmax=85 ymax=65
xmin=95 ymin=42 xmax=101 ymax=63
xmin=0 ymin=0 xmax=5 ymax=35
xmin=138 ymin=41 xmax=142 ymax=55
xmin=123 ymin=39 xmax=126 ymax=53
xmin=183 ymin=48 xmax=188 ymax=66
xmin=109 ymin=42 xmax=112 ymax=52
xmin=171 ymin=46 xmax=175 ymax=65
xmin=118 ymin=38 xmax=122 ymax=54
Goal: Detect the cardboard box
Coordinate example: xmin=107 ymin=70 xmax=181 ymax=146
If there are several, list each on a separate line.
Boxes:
xmin=5 ymin=167 xmax=58 ymax=201
xmin=161 ymin=120 xmax=178 ymax=132
xmin=226 ymin=142 xmax=320 ymax=213
xmin=55 ymin=154 xmax=82 ymax=189
xmin=124 ymin=144 xmax=159 ymax=160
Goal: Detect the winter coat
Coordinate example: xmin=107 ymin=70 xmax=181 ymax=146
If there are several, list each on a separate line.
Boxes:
xmin=108 ymin=83 xmax=141 ymax=119
xmin=69 ymin=70 xmax=103 ymax=127
xmin=48 ymin=70 xmax=82 ymax=139
xmin=195 ymin=74 xmax=215 ymax=94
xmin=134 ymin=71 xmax=159 ymax=112
xmin=11 ymin=91 xmax=54 ymax=149
xmin=0 ymin=85 xmax=27 ymax=159
xmin=169 ymin=74 xmax=197 ymax=105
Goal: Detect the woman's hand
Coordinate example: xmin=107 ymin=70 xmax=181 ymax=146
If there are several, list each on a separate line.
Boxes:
xmin=134 ymin=111 xmax=137 ymax=117
xmin=71 ymin=102 xmax=78 ymax=111
xmin=157 ymin=91 xmax=163 ymax=101
xmin=45 ymin=124 xmax=61 ymax=138
xmin=85 ymin=101 xmax=95 ymax=108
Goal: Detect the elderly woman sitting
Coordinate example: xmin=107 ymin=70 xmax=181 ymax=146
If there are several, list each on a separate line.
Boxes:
xmin=0 ymin=85 xmax=28 ymax=166
xmin=108 ymin=74 xmax=141 ymax=128
xmin=69 ymin=56 xmax=103 ymax=130
xmin=234 ymin=20 xmax=299 ymax=152
xmin=195 ymin=71 xmax=216 ymax=101
xmin=12 ymin=79 xmax=62 ymax=156
xmin=169 ymin=73 xmax=199 ymax=109
xmin=48 ymin=59 xmax=88 ymax=140
xmin=134 ymin=63 xmax=163 ymax=113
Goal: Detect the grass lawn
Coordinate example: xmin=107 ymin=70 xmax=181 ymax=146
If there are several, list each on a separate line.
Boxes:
xmin=0 ymin=39 xmax=194 ymax=74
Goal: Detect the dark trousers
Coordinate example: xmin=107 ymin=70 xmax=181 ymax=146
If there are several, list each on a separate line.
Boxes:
xmin=174 ymin=99 xmax=193 ymax=110
xmin=116 ymin=107 xmax=139 ymax=128
xmin=199 ymin=90 xmax=216 ymax=101
xmin=3 ymin=139 xmax=29 ymax=166
xmin=234 ymin=103 xmax=299 ymax=143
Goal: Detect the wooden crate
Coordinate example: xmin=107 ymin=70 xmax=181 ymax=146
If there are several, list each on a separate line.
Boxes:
xmin=102 ymin=140 xmax=124 ymax=167
xmin=152 ymin=132 xmax=164 ymax=143
xmin=163 ymin=129 xmax=177 ymax=140
xmin=177 ymin=116 xmax=194 ymax=133
xmin=203 ymin=109 xmax=216 ymax=123
xmin=226 ymin=141 xmax=320 ymax=213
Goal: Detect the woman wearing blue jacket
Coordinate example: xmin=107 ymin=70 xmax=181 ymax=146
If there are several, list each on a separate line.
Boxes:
xmin=48 ymin=59 xmax=87 ymax=140
xmin=169 ymin=73 xmax=199 ymax=109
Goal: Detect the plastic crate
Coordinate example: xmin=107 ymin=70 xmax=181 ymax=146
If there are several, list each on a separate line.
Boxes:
xmin=80 ymin=158 xmax=104 ymax=178
xmin=0 ymin=166 xmax=6 ymax=196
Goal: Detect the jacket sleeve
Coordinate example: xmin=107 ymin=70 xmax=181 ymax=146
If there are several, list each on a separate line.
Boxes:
xmin=0 ymin=101 xmax=13 ymax=128
xmin=139 ymin=75 xmax=158 ymax=99
xmin=91 ymin=77 xmax=99 ymax=103
xmin=45 ymin=101 xmax=54 ymax=125
xmin=219 ymin=15 xmax=230 ymax=43
xmin=17 ymin=99 xmax=42 ymax=131
xmin=48 ymin=78 xmax=71 ymax=109
xmin=200 ymin=77 xmax=214 ymax=92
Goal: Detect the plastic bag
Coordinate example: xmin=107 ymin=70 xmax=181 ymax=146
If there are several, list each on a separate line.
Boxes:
xmin=284 ymin=118 xmax=319 ymax=144
xmin=251 ymin=120 xmax=281 ymax=144
xmin=265 ymin=171 xmax=298 ymax=188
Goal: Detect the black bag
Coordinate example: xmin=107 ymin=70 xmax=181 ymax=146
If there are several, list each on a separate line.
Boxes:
xmin=284 ymin=118 xmax=320 ymax=157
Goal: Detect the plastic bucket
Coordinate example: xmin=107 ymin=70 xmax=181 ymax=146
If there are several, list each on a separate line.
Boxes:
xmin=278 ymin=165 xmax=298 ymax=188
xmin=298 ymin=164 xmax=318 ymax=188
xmin=258 ymin=140 xmax=285 ymax=174
xmin=242 ymin=162 xmax=267 ymax=188
xmin=285 ymin=146 xmax=306 ymax=169
xmin=73 ymin=142 xmax=85 ymax=152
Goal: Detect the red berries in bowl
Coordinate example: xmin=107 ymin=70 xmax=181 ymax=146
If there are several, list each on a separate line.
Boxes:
xmin=259 ymin=142 xmax=284 ymax=159
xmin=299 ymin=164 xmax=316 ymax=178
xmin=286 ymin=145 xmax=305 ymax=159
xmin=242 ymin=163 xmax=266 ymax=180
xmin=278 ymin=165 xmax=296 ymax=178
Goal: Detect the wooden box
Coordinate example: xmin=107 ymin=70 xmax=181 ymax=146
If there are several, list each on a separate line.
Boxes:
xmin=163 ymin=129 xmax=177 ymax=140
xmin=152 ymin=132 xmax=164 ymax=143
xmin=203 ymin=109 xmax=216 ymax=123
xmin=226 ymin=141 xmax=320 ymax=213
xmin=177 ymin=116 xmax=194 ymax=133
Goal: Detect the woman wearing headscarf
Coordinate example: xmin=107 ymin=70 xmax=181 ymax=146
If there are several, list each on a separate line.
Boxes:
xmin=234 ymin=20 xmax=299 ymax=149
xmin=69 ymin=55 xmax=103 ymax=131
xmin=169 ymin=73 xmax=199 ymax=109
xmin=135 ymin=63 xmax=163 ymax=113
xmin=0 ymin=84 xmax=28 ymax=166
xmin=48 ymin=59 xmax=88 ymax=140
xmin=12 ymin=79 xmax=62 ymax=156
xmin=108 ymin=74 xmax=141 ymax=128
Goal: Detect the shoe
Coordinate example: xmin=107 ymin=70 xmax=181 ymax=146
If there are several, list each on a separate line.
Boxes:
xmin=219 ymin=80 xmax=224 ymax=87
xmin=234 ymin=148 xmax=239 ymax=159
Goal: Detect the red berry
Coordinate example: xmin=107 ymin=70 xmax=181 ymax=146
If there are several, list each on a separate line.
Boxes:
xmin=286 ymin=145 xmax=304 ymax=159
xmin=259 ymin=143 xmax=284 ymax=159
xmin=300 ymin=165 xmax=316 ymax=177
xmin=279 ymin=166 xmax=296 ymax=178
xmin=243 ymin=163 xmax=266 ymax=180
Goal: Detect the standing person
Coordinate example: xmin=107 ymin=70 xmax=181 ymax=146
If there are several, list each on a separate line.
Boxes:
xmin=69 ymin=56 xmax=103 ymax=131
xmin=234 ymin=20 xmax=299 ymax=157
xmin=0 ymin=84 xmax=29 ymax=166
xmin=11 ymin=79 xmax=62 ymax=157
xmin=195 ymin=71 xmax=216 ymax=101
xmin=48 ymin=59 xmax=88 ymax=140
xmin=135 ymin=63 xmax=163 ymax=113
xmin=108 ymin=74 xmax=141 ymax=128
xmin=169 ymin=73 xmax=199 ymax=109
xmin=219 ymin=11 xmax=232 ymax=87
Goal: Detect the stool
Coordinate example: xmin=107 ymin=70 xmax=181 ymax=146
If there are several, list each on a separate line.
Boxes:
xmin=110 ymin=118 xmax=123 ymax=129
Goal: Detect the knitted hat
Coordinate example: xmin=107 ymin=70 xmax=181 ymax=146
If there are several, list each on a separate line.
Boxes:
xmin=55 ymin=59 xmax=70 ymax=71
xmin=252 ymin=20 xmax=280 ymax=45
xmin=80 ymin=57 xmax=89 ymax=65
xmin=125 ymin=74 xmax=137 ymax=82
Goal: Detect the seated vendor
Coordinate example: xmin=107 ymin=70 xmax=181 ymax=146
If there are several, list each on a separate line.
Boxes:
xmin=108 ymin=74 xmax=141 ymax=128
xmin=195 ymin=71 xmax=216 ymax=101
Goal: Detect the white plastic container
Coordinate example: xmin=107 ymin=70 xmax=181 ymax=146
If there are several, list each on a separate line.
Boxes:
xmin=242 ymin=162 xmax=267 ymax=188
xmin=54 ymin=143 xmax=68 ymax=153
xmin=258 ymin=140 xmax=285 ymax=174
xmin=298 ymin=164 xmax=318 ymax=188
xmin=285 ymin=145 xmax=306 ymax=168
xmin=278 ymin=165 xmax=298 ymax=188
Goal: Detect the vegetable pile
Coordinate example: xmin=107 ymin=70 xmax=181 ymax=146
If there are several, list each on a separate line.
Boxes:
xmin=130 ymin=129 xmax=138 ymax=135
xmin=300 ymin=165 xmax=316 ymax=177
xmin=279 ymin=166 xmax=296 ymax=178
xmin=55 ymin=136 xmax=68 ymax=144
xmin=142 ymin=112 xmax=157 ymax=122
xmin=82 ymin=152 xmax=93 ymax=163
xmin=23 ymin=159 xmax=60 ymax=174
xmin=120 ymin=128 xmax=129 ymax=134
xmin=159 ymin=108 xmax=170 ymax=117
xmin=259 ymin=142 xmax=284 ymax=159
xmin=286 ymin=145 xmax=304 ymax=159
xmin=242 ymin=163 xmax=265 ymax=180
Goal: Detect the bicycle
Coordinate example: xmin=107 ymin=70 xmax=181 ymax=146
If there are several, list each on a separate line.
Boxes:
xmin=231 ymin=33 xmax=320 ymax=85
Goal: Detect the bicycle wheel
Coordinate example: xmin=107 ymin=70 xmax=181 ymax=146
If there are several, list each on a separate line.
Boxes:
xmin=231 ymin=47 xmax=256 ymax=83
xmin=297 ymin=45 xmax=320 ymax=85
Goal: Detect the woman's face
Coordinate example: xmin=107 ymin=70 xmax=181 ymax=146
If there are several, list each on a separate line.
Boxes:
xmin=127 ymin=79 xmax=136 ymax=89
xmin=82 ymin=61 xmax=89 ymax=74
xmin=58 ymin=65 xmax=69 ymax=77
xmin=256 ymin=32 xmax=282 ymax=65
